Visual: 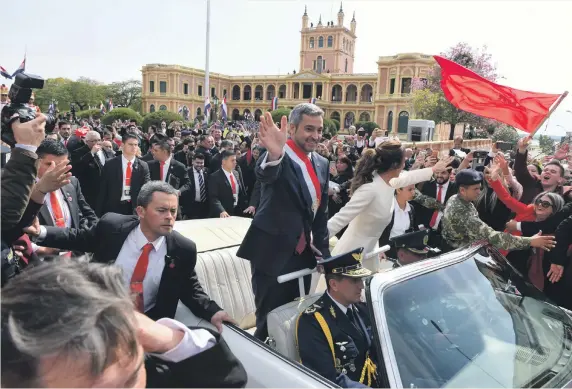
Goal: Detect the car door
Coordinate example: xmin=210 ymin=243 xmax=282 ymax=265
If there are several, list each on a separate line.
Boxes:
xmin=175 ymin=303 xmax=339 ymax=388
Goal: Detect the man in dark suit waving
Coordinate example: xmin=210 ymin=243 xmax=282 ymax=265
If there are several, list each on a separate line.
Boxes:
xmin=96 ymin=133 xmax=150 ymax=216
xmin=237 ymin=103 xmax=330 ymax=340
xmin=147 ymin=140 xmax=189 ymax=191
xmin=27 ymin=181 xmax=234 ymax=331
xmin=208 ymin=150 xmax=248 ymax=217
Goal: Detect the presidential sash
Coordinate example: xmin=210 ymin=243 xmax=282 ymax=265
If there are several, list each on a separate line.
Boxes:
xmin=284 ymin=139 xmax=321 ymax=216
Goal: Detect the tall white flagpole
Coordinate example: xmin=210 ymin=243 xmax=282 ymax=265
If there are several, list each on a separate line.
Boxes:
xmin=204 ymin=0 xmax=210 ymax=125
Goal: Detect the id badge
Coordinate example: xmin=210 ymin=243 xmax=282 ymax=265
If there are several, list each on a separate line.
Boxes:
xmin=124 ymin=186 xmax=131 ymax=196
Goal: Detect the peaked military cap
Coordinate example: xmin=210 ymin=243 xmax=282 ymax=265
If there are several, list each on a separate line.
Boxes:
xmin=455 ymin=169 xmax=483 ymax=186
xmin=317 ymin=247 xmax=372 ymax=278
xmin=390 ymin=229 xmax=431 ymax=254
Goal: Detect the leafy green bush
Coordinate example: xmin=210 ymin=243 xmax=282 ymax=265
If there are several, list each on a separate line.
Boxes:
xmin=330 ymin=119 xmax=340 ymax=132
xmin=323 ymin=119 xmax=339 ymax=136
xmin=270 ymin=108 xmax=292 ymax=123
xmin=142 ymin=111 xmax=184 ymax=132
xmin=101 ymin=108 xmax=143 ymax=126
xmin=76 ymin=109 xmax=102 ymax=119
xmin=354 ymin=121 xmax=380 ymax=134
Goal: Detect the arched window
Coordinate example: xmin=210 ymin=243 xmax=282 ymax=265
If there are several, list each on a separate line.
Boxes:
xmin=309 ymin=37 xmax=314 ymax=48
xmin=197 ymin=107 xmax=202 ymax=116
xmin=149 ymin=104 xmax=155 ymax=113
xmin=318 ymin=36 xmax=324 ymax=48
xmin=345 ymin=58 xmax=348 ymax=73
xmin=317 ymin=56 xmax=323 ymax=73
xmin=159 ymin=105 xmax=167 ymax=111
xmin=327 ymin=36 xmax=333 ymax=47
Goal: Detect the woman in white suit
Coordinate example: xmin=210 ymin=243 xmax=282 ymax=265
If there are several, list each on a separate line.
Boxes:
xmin=328 ymin=140 xmax=452 ymax=271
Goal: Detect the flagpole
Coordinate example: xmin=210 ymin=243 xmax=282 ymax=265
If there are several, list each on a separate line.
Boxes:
xmin=204 ymin=0 xmax=210 ymax=125
xmin=529 ymin=91 xmax=569 ymax=137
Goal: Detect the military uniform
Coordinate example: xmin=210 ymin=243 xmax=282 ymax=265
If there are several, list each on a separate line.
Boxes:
xmin=441 ymin=170 xmax=532 ymax=251
xmin=296 ymin=248 xmax=379 ymax=388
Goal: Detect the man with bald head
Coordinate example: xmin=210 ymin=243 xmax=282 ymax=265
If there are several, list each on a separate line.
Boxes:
xmin=71 ymin=130 xmax=115 ymax=209
xmin=449 ymin=136 xmax=471 ymax=158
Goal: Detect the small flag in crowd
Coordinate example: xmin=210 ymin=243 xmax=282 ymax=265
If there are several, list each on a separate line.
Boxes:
xmin=204 ymin=97 xmax=211 ymax=123
xmin=47 ymin=101 xmax=55 ymax=116
xmin=178 ymin=105 xmax=183 ymax=115
xmin=309 ymin=97 xmax=317 ymax=104
xmin=11 ymin=57 xmax=26 ymax=78
xmin=271 ymin=96 xmax=278 ymax=111
xmin=100 ymin=101 xmax=106 ymax=115
xmin=0 ymin=66 xmax=12 ymax=79
xmin=221 ymin=95 xmax=228 ymax=121
xmin=434 ymin=55 xmax=565 ymax=133
xmin=108 ymin=98 xmax=114 ymax=111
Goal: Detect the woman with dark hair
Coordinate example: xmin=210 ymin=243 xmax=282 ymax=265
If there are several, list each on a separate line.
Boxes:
xmin=327 ymin=140 xmax=452 ymax=270
xmin=328 ymin=156 xmax=354 ymax=224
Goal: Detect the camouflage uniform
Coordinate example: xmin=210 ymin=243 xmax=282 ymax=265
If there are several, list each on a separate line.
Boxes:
xmin=442 ymin=194 xmax=532 ymax=250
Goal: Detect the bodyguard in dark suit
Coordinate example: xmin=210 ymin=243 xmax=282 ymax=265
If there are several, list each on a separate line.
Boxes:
xmin=296 ymin=248 xmax=379 ymax=388
xmin=194 ymin=134 xmax=217 ymax=169
xmin=237 ymin=105 xmax=330 ymax=340
xmin=147 ymin=140 xmax=190 ymax=191
xmin=96 ymin=133 xmax=150 ymax=216
xmin=209 ymin=139 xmax=234 ymax=173
xmin=1 ymin=259 xmax=247 ymax=388
xmin=208 ymin=150 xmax=248 ymax=217
xmin=180 ymin=153 xmax=210 ymax=219
xmin=30 ymin=181 xmax=234 ymax=329
xmin=70 ymin=130 xmax=114 ymax=209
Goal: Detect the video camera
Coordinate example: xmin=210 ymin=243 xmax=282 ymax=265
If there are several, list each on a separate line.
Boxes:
xmin=1 ymin=73 xmax=57 ymax=147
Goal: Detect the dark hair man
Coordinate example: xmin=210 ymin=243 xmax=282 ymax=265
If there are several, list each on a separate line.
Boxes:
xmin=1 ymin=258 xmax=247 ymax=387
xmin=95 ymin=133 xmax=150 ymax=216
xmin=26 ymin=181 xmax=235 ymax=331
xmin=209 ymin=139 xmax=234 ymax=173
xmin=237 ymin=103 xmax=331 ymax=340
xmin=147 ymin=141 xmax=189 ymax=192
xmin=208 ymin=150 xmax=247 ymax=218
xmin=180 ymin=153 xmax=209 ymax=219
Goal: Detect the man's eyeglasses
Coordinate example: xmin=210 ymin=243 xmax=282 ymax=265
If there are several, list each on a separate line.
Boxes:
xmin=534 ymin=199 xmax=553 ymax=208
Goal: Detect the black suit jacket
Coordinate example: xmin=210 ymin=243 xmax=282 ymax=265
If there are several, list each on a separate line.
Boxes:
xmin=413 ymin=180 xmax=458 ymax=228
xmin=208 ymin=169 xmax=247 ymax=216
xmin=145 ymin=326 xmax=247 ymax=387
xmin=173 ymin=150 xmax=189 ymax=166
xmin=38 ymin=176 xmax=98 ymax=230
xmin=180 ymin=168 xmax=209 ymax=214
xmin=148 ymin=159 xmax=190 ymax=190
xmin=71 ymin=145 xmax=115 ymax=208
xmin=195 ymin=146 xmax=215 ymax=168
xmin=141 ymin=151 xmax=154 ymax=162
xmin=236 ymin=151 xmax=330 ymax=276
xmin=38 ymin=213 xmax=222 ymax=321
xmin=95 ymin=156 xmax=150 ymax=216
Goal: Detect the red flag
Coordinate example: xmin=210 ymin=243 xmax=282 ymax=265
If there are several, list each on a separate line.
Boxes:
xmin=434 ymin=55 xmax=563 ymax=133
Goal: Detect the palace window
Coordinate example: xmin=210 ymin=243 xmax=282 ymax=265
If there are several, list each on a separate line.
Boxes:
xmin=309 ymin=37 xmax=314 ymax=48
xmin=198 ymin=85 xmax=203 ymax=97
xmin=390 ymin=79 xmax=396 ymax=94
xmin=318 ymin=36 xmax=324 ymax=48
xmin=317 ymin=56 xmax=323 ymax=73
xmin=327 ymin=36 xmax=333 ymax=47
xmin=345 ymin=58 xmax=348 ymax=73
xmin=149 ymin=81 xmax=155 ymax=93
xmin=183 ymin=83 xmax=189 ymax=95
xmin=223 ymin=88 xmax=227 ymax=97
xmin=159 ymin=81 xmax=167 ymax=94
xmin=211 ymin=87 xmax=215 ymax=98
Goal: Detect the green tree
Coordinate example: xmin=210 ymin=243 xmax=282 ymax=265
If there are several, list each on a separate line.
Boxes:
xmin=270 ymin=108 xmax=292 ymax=123
xmin=410 ymin=42 xmax=499 ymax=140
xmin=108 ymin=80 xmax=142 ymax=111
xmin=76 ymin=109 xmax=103 ymax=120
xmin=538 ymin=135 xmax=555 ymax=155
xmin=142 ymin=111 xmax=184 ymax=132
xmin=64 ymin=77 xmax=109 ymax=111
xmin=323 ymin=118 xmax=338 ymax=136
xmin=354 ymin=121 xmax=380 ymax=134
xmin=490 ymin=125 xmax=520 ymax=145
xmin=102 ymin=108 xmax=143 ymax=126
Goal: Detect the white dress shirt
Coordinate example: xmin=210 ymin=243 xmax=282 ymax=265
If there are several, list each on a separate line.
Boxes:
xmin=222 ymin=169 xmax=238 ymax=206
xmin=149 ymin=318 xmax=216 ymax=362
xmin=115 ymin=225 xmax=167 ymax=312
xmin=389 ymin=197 xmax=411 ymax=238
xmin=160 ymin=157 xmax=172 ymax=182
xmin=44 ymin=190 xmax=72 ymax=228
xmin=95 ymin=149 xmax=106 ymax=166
xmin=432 ymin=180 xmax=450 ymax=229
xmin=121 ymin=155 xmax=136 ymax=201
xmin=192 ymin=168 xmax=206 ymax=202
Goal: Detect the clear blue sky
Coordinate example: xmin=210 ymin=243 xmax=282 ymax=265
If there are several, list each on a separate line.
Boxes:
xmin=1 ymin=0 xmax=571 ymax=135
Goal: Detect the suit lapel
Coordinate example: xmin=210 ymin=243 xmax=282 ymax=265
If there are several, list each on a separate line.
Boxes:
xmin=60 ymin=185 xmax=79 ymax=228
xmin=286 ymin=155 xmax=313 ymax=213
xmin=325 ymin=295 xmax=365 ymax=346
xmin=39 ymin=203 xmax=54 ymax=227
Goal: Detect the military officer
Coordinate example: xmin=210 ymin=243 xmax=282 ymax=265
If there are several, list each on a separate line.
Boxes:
xmin=441 ymin=169 xmax=556 ymax=252
xmin=296 ymin=247 xmax=379 ymax=388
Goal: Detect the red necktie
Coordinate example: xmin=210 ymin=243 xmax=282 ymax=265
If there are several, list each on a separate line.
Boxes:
xmin=230 ymin=173 xmax=237 ymax=194
xmin=159 ymin=161 xmax=165 ymax=181
xmin=125 ymin=161 xmax=132 ymax=186
xmin=130 ymin=243 xmax=154 ymax=313
xmin=429 ymin=185 xmax=443 ymax=228
xmin=49 ymin=191 xmax=66 ymax=227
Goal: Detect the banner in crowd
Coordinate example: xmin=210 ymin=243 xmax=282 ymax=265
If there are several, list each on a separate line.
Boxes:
xmin=271 ymin=96 xmax=278 ymax=111
xmin=222 ymin=95 xmax=228 ymax=121
xmin=434 ymin=55 xmax=565 ymax=133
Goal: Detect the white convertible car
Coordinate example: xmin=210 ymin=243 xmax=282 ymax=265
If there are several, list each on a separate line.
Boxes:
xmin=173 ymin=217 xmax=572 ymax=388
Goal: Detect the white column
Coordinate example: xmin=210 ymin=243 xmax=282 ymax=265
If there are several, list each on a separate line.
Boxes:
xmin=204 ymin=0 xmax=210 ymax=124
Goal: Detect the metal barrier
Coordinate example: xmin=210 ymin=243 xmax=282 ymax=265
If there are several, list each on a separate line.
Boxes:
xmin=277 ymin=245 xmax=391 ymax=298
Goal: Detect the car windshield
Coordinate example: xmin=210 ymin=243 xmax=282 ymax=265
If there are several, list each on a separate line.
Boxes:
xmin=382 ymin=247 xmax=572 ymax=388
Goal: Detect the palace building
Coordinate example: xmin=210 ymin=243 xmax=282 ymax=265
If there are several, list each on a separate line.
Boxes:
xmin=141 ymin=4 xmax=436 ymax=135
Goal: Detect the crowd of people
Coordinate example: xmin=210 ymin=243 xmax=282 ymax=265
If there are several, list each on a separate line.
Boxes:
xmin=1 ymin=101 xmax=572 ymax=388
